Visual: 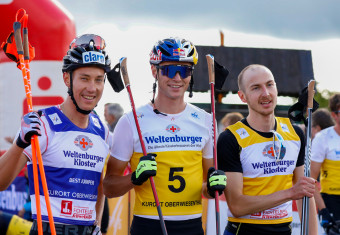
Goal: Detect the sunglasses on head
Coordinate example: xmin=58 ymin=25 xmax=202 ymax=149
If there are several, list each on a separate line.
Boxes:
xmin=156 ymin=65 xmax=193 ymax=79
xmin=70 ymin=34 xmax=106 ymax=50
xmin=270 ymin=130 xmax=285 ymax=162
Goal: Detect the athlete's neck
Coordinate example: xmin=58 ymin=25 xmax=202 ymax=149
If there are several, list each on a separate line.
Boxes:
xmin=334 ymin=123 xmax=340 ymax=136
xmin=60 ymin=99 xmax=89 ymax=129
xmin=152 ymin=96 xmax=186 ymax=114
xmin=246 ymin=112 xmax=276 ymax=133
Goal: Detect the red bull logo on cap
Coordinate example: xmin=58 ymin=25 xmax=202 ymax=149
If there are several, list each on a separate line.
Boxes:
xmin=173 ymin=48 xmax=185 ymax=57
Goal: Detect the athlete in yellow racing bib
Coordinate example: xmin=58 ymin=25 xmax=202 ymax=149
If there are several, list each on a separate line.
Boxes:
xmin=217 ymin=64 xmax=318 ymax=235
xmin=103 ymin=37 xmax=226 ymax=235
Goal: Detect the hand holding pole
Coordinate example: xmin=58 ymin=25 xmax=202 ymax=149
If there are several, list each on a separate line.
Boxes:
xmin=206 ymin=54 xmax=221 ymax=235
xmin=119 ymin=57 xmax=168 ymax=235
xmin=300 ymin=80 xmax=315 ymax=235
xmin=13 ymin=12 xmax=56 ymax=235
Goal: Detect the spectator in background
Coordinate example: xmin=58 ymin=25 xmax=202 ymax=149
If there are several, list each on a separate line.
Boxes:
xmin=311 ymin=93 xmax=340 ymax=233
xmin=220 ymin=112 xmax=244 ymax=131
xmin=101 ymin=103 xmax=124 ymax=235
xmin=104 ymin=103 xmax=124 ymax=132
xmin=311 ymin=108 xmax=335 ymax=140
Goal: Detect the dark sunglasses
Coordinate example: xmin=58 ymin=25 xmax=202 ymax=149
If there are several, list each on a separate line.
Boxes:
xmin=334 ymin=111 xmax=340 ymax=114
xmin=156 ymin=65 xmax=193 ymax=79
xmin=70 ymin=34 xmax=106 ymax=50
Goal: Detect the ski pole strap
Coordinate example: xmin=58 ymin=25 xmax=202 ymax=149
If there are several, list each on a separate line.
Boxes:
xmin=288 ymin=85 xmax=319 ymax=125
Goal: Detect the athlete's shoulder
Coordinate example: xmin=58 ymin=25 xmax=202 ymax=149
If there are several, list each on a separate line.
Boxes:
xmin=187 ymin=103 xmax=211 ymax=120
xmin=126 ymin=103 xmax=152 ymax=118
xmin=187 ymin=103 xmax=208 ymax=114
xmin=315 ymin=126 xmax=335 ymax=140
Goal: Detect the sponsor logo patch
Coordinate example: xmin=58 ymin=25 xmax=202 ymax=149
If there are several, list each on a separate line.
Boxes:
xmin=262 ymin=144 xmax=286 ymax=160
xmin=137 ymin=113 xmax=144 ymax=119
xmin=91 ymin=116 xmax=101 ymax=129
xmin=236 ymin=128 xmax=249 ymax=139
xmin=280 ymin=123 xmax=289 ymax=132
xmin=191 ymin=112 xmax=199 ymax=119
xmin=250 ymin=209 xmax=288 ymax=219
xmin=61 ymin=200 xmax=72 ymax=215
xmin=150 ymin=49 xmax=162 ymax=62
xmin=173 ymin=48 xmax=185 ymax=57
xmin=82 ymin=51 xmax=105 ymax=64
xmin=166 ymin=124 xmax=181 ymax=134
xmin=48 ymin=113 xmax=62 ymax=125
xmin=74 ymin=135 xmax=93 ymax=151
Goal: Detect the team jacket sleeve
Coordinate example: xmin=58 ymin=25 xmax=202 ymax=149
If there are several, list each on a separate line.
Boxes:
xmin=217 ymin=129 xmax=243 ymax=173
xmin=110 ymin=114 xmax=134 ymax=162
xmin=293 ymin=124 xmax=305 ymax=167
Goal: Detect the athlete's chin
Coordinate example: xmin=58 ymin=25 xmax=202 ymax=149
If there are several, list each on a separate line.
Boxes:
xmin=259 ymin=109 xmax=275 ymax=116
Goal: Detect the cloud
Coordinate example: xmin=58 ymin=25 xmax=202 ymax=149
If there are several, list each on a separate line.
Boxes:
xmin=58 ymin=0 xmax=340 ymax=40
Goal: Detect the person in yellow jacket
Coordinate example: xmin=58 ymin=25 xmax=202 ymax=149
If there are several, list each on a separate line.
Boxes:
xmin=217 ymin=64 xmax=318 ymax=235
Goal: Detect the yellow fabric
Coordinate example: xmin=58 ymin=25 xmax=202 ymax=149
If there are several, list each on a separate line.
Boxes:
xmin=226 ymin=117 xmax=299 ymax=224
xmin=6 ymin=215 xmax=32 ymax=235
xmin=131 ymin=150 xmax=203 ymax=216
xmin=320 ymin=159 xmax=340 ymax=195
xmin=243 ymin=174 xmax=293 ymax=196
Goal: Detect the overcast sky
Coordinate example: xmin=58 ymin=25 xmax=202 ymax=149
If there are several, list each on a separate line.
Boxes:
xmin=56 ymin=0 xmax=340 ymax=119
xmin=58 ymin=0 xmax=340 ymax=40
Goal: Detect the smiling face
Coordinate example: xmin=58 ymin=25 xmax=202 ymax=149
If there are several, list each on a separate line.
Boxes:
xmin=64 ymin=66 xmax=105 ymax=112
xmin=238 ymin=65 xmax=278 ymax=117
xmin=151 ymin=61 xmax=192 ymax=101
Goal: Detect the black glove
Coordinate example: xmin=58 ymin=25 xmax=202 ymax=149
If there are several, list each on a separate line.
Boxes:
xmin=131 ymin=153 xmax=157 ymax=186
xmin=207 ymin=167 xmax=227 ymax=198
xmin=16 ymin=112 xmax=42 ymax=149
xmin=319 ymin=208 xmax=335 ymax=232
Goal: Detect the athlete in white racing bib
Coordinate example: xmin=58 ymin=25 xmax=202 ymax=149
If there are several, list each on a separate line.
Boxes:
xmin=103 ymin=37 xmax=226 ymax=235
xmin=0 ymin=34 xmax=112 ymax=235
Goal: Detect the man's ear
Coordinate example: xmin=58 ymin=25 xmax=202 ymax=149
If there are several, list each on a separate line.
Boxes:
xmin=63 ymin=72 xmax=70 ymax=87
xmin=238 ymin=90 xmax=247 ymax=104
xmin=151 ymin=65 xmax=158 ymax=80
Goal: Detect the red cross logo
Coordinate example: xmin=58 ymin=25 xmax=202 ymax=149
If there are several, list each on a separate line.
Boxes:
xmin=80 ymin=138 xmax=88 ymax=149
xmin=166 ymin=124 xmax=180 ymax=134
xmin=268 ymin=147 xmax=275 ymax=157
xmin=170 ymin=126 xmax=177 ymax=132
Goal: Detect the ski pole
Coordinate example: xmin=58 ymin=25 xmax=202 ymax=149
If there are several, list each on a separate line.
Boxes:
xmin=13 ymin=17 xmax=56 ymax=235
xmin=119 ymin=57 xmax=168 ymax=235
xmin=300 ymin=80 xmax=315 ymax=235
xmin=206 ymin=54 xmax=222 ymax=235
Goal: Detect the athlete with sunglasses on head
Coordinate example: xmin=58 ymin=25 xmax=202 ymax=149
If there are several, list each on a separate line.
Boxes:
xmin=0 ymin=34 xmax=112 ymax=234
xmin=103 ymin=37 xmax=226 ymax=235
xmin=217 ymin=64 xmax=318 ymax=235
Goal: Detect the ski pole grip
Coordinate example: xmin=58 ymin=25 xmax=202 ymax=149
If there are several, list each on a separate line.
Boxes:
xmin=23 ymin=28 xmax=30 ymax=60
xmin=307 ymin=80 xmax=315 ymax=116
xmin=120 ymin=57 xmax=130 ymax=86
xmin=206 ymin=54 xmax=215 ymax=84
xmin=13 ymin=22 xmax=24 ymax=55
